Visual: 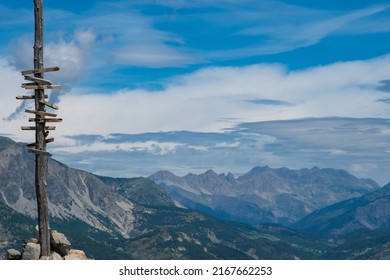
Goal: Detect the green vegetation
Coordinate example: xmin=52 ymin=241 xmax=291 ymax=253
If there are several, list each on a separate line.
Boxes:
xmin=0 ymin=201 xmax=35 ymax=259
xmin=120 ymin=206 xmax=330 ymax=260
xmin=1 ymin=199 xmax=389 ymax=260
xmin=323 ymin=230 xmax=390 ymax=259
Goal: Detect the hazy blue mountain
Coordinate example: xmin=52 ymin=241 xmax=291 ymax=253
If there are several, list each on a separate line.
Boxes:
xmin=149 ymin=167 xmax=379 ymax=225
xmin=294 ymin=183 xmax=390 ymax=236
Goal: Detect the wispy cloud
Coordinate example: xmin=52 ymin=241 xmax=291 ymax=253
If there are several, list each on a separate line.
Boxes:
xmin=51 ymin=117 xmax=390 ymax=185
xmin=5 ymin=1 xmax=389 ymax=70
xmin=79 ymin=9 xmax=200 ymax=68
xmin=52 ymin=139 xmax=182 ymax=155
xmin=245 ymin=99 xmax=293 ymax=106
xmin=377 ymin=80 xmax=390 ymax=92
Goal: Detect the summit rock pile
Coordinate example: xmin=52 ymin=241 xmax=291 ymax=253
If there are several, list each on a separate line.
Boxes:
xmin=7 ymin=229 xmax=89 ymax=260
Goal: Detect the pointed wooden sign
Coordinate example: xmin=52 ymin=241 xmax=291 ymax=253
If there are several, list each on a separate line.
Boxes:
xmin=24 ymin=75 xmax=52 ymax=85
xmin=21 ymin=66 xmax=60 ymax=75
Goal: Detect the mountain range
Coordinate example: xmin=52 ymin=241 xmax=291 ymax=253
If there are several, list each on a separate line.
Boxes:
xmin=1 ymin=135 xmax=390 ymax=260
xmin=0 ymin=136 xmax=325 ymax=259
xmin=149 ymin=167 xmax=379 ymax=225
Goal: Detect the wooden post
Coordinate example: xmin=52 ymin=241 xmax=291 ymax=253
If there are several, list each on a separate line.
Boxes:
xmin=17 ymin=1 xmax=61 ymax=259
xmin=33 ymin=0 xmax=50 ymax=258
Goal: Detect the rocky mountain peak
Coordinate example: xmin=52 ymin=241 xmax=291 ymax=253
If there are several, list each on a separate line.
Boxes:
xmin=204 ymin=169 xmax=218 ymax=176
xmin=223 ymin=172 xmax=236 ymax=183
xmin=150 ymin=166 xmax=380 ymax=225
xmin=149 ymin=170 xmax=184 ymax=187
xmin=150 ymin=170 xmax=177 ymax=180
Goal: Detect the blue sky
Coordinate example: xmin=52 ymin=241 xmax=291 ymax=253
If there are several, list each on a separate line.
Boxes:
xmin=1 ymin=0 xmax=390 ymax=184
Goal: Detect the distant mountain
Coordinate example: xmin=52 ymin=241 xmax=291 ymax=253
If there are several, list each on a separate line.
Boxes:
xmin=98 ymin=176 xmax=175 ymax=207
xmin=294 ymin=183 xmax=390 ymax=236
xmin=0 ymin=137 xmax=15 ymax=152
xmin=149 ymin=167 xmax=379 ymax=225
xmin=0 ymin=136 xmax=327 ymax=259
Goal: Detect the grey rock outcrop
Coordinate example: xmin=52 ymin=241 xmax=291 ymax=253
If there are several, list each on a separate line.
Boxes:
xmin=7 ymin=229 xmax=89 ymax=260
xmin=51 ymin=251 xmax=63 ymax=260
xmin=7 ymin=249 xmax=22 ymax=260
xmin=50 ymin=230 xmax=71 ymax=256
xmin=22 ymin=242 xmax=41 ymax=260
xmin=64 ymin=249 xmax=88 ymax=260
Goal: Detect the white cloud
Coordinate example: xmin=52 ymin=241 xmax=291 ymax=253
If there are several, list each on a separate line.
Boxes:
xmin=329 ymin=149 xmax=348 ymax=156
xmin=45 ymin=30 xmax=96 ymax=83
xmin=2 ymin=54 xmax=390 ymax=142
xmin=0 ymin=59 xmax=22 ymax=113
xmin=187 ymin=145 xmax=209 ymax=151
xmin=215 ymin=142 xmax=241 ymax=148
xmin=52 ymin=139 xmax=182 ymax=155
xmin=10 ymin=30 xmax=96 ymax=83
xmin=0 ymin=58 xmax=30 ymax=142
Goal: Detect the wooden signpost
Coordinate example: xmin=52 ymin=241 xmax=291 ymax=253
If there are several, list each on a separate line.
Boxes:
xmin=16 ymin=0 xmax=62 ymax=258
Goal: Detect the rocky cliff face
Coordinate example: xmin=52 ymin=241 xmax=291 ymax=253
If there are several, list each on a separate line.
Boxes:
xmin=0 ymin=142 xmax=172 ymax=238
xmin=149 ymin=166 xmax=379 ymax=225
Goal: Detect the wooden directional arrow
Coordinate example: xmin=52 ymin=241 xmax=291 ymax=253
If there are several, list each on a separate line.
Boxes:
xmin=38 ymin=99 xmax=59 ymax=110
xmin=29 ymin=118 xmax=62 ymax=123
xmin=22 ymin=85 xmax=62 ymax=90
xmin=28 ymin=148 xmax=52 ymax=156
xmin=21 ymin=66 xmax=60 ymax=75
xmin=27 ymin=139 xmax=54 ymax=148
xmin=24 ymin=75 xmax=52 ymax=85
xmin=16 ymin=95 xmax=48 ymax=100
xmin=25 ymin=109 xmax=57 ymax=117
xmin=27 ymin=142 xmax=37 ymax=148
xmin=21 ymin=126 xmax=56 ymax=130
